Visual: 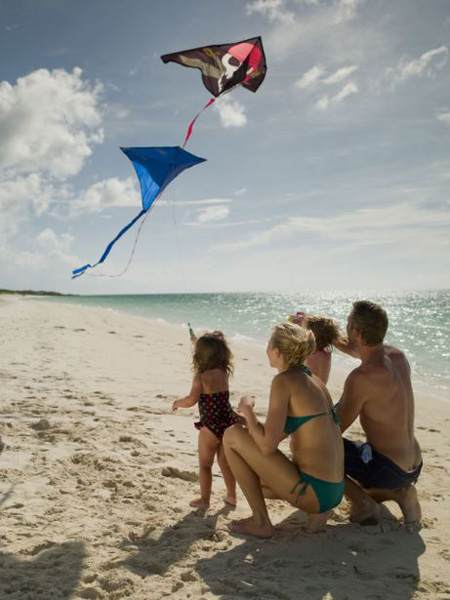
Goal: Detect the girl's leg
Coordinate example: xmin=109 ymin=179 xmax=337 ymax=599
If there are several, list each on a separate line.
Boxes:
xmin=190 ymin=427 xmax=220 ymax=509
xmin=217 ymin=443 xmax=237 ymax=505
xmin=224 ymin=424 xmax=320 ymax=538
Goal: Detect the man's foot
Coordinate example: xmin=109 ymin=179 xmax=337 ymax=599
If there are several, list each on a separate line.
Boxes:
xmin=391 ymin=486 xmax=422 ymax=523
xmin=350 ymin=500 xmax=381 ymax=525
xmin=228 ymin=516 xmax=273 ymax=539
xmin=224 ymin=495 xmax=237 ymax=506
xmin=189 ymin=497 xmax=210 ymax=509
xmin=306 ymin=511 xmax=331 ymax=533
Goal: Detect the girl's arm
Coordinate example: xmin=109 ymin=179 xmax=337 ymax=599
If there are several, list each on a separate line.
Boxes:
xmin=238 ymin=374 xmax=290 ymax=455
xmin=172 ymin=374 xmax=202 ymax=411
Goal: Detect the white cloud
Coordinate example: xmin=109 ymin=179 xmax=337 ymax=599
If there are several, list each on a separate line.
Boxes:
xmin=176 ymin=198 xmax=234 ymax=206
xmin=72 ymin=177 xmax=140 ymax=214
xmin=437 ymin=112 xmax=450 ymax=125
xmin=295 ymin=65 xmax=326 ymax=90
xmin=36 ymin=228 xmax=77 ymax=265
xmin=197 ymin=205 xmax=230 ymax=223
xmin=214 ymin=96 xmax=247 ymax=128
xmin=386 ymin=45 xmax=449 ymax=87
xmin=0 ymin=173 xmax=58 ymax=244
xmin=214 ymin=201 xmax=450 ymax=251
xmin=334 ymin=0 xmax=362 ymax=24
xmin=323 ymin=65 xmax=358 ymax=84
xmin=245 ymin=0 xmax=295 ymax=24
xmin=316 ymin=81 xmax=358 ymax=110
xmin=0 ymin=67 xmax=103 ymax=179
xmin=235 ymin=187 xmax=247 ymax=196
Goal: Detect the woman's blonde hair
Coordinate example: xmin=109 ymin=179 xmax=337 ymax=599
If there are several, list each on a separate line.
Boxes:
xmin=193 ymin=330 xmax=234 ymax=376
xmin=270 ymin=322 xmax=316 ymax=368
xmin=304 ymin=315 xmax=340 ymax=351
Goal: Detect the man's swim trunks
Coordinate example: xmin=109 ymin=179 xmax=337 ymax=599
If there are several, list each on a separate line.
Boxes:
xmin=194 ymin=391 xmax=241 ymax=441
xmin=344 ymin=438 xmax=422 ymax=489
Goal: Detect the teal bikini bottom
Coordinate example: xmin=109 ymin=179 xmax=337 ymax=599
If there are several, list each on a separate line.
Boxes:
xmin=291 ymin=471 xmax=344 ymax=513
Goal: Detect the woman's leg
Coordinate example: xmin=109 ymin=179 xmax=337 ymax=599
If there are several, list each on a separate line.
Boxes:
xmin=190 ymin=427 xmax=220 ymax=508
xmin=217 ymin=443 xmax=237 ymax=505
xmin=223 ymin=424 xmax=320 ymax=538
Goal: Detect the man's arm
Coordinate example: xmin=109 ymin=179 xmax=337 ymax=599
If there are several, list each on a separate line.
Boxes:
xmin=334 ymin=336 xmax=361 ymax=359
xmin=335 ymin=370 xmax=367 ymax=433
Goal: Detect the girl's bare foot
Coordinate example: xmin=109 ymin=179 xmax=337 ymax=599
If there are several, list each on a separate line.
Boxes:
xmin=189 ymin=497 xmax=210 ymax=509
xmin=224 ymin=495 xmax=237 ymax=506
xmin=228 ymin=516 xmax=273 ymax=539
xmin=306 ymin=511 xmax=331 ymax=533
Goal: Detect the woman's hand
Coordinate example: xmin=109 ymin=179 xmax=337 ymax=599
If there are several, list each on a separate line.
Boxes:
xmin=238 ymin=395 xmax=255 ymax=415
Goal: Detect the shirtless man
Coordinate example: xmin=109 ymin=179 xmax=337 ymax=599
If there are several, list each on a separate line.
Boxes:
xmin=335 ymin=300 xmax=422 ymax=525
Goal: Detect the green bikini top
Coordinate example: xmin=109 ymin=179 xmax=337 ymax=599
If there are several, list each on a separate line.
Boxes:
xmin=283 ymin=364 xmax=340 ymax=435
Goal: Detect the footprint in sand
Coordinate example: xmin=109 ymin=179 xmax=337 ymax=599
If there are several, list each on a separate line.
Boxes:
xmin=161 ymin=466 xmax=199 ymax=482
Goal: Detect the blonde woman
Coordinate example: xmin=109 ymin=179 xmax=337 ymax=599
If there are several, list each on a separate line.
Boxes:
xmin=223 ymin=322 xmax=344 ymax=538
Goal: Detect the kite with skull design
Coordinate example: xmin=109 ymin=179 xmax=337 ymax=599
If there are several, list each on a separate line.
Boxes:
xmin=161 ymin=36 xmax=266 ymax=97
xmin=161 ymin=37 xmax=266 ymax=145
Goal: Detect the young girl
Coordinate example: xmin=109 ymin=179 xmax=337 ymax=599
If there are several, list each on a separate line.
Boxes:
xmin=172 ymin=331 xmax=240 ymax=509
xmin=289 ymin=313 xmax=341 ymax=384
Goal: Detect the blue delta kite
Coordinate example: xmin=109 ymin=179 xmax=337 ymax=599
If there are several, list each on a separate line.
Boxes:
xmin=72 ymin=146 xmax=206 ymax=278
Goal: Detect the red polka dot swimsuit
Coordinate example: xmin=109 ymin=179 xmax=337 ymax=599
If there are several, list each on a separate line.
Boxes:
xmin=194 ymin=391 xmax=241 ymax=441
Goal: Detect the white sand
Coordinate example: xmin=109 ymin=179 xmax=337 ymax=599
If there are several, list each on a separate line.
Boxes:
xmin=0 ymin=296 xmax=449 ymax=600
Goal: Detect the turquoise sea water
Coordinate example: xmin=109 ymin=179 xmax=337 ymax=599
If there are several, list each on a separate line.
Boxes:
xmin=39 ymin=290 xmax=450 ymax=393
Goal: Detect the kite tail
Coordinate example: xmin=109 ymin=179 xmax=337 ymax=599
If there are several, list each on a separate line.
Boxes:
xmin=182 ymin=97 xmax=216 ymax=148
xmin=72 ymin=208 xmax=147 ymax=278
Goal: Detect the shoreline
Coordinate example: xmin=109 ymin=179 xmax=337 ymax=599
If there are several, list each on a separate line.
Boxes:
xmin=25 ymin=294 xmax=450 ymax=403
xmin=1 ymin=296 xmax=449 ymax=599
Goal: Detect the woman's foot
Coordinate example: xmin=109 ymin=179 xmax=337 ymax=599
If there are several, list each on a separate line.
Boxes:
xmin=306 ymin=511 xmax=331 ymax=533
xmin=189 ymin=497 xmax=210 ymax=509
xmin=224 ymin=495 xmax=237 ymax=506
xmin=228 ymin=516 xmax=273 ymax=539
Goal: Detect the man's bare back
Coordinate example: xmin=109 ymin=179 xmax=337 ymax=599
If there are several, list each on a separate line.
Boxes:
xmin=335 ymin=301 xmax=422 ymax=524
xmin=349 ymin=344 xmax=421 ymax=471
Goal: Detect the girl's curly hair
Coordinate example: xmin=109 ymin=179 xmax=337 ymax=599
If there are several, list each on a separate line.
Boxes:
xmin=303 ymin=315 xmax=341 ymax=351
xmin=270 ymin=322 xmax=316 ymax=368
xmin=192 ymin=330 xmax=234 ymax=376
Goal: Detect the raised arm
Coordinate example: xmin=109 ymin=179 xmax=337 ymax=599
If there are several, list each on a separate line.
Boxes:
xmin=172 ymin=374 xmax=202 ymax=411
xmin=239 ymin=374 xmax=290 ymax=455
xmin=334 ymin=335 xmax=361 ymax=359
xmin=335 ymin=370 xmax=366 ymax=432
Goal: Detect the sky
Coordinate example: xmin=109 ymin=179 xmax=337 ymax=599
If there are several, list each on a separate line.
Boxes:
xmin=0 ymin=0 xmax=449 ymax=294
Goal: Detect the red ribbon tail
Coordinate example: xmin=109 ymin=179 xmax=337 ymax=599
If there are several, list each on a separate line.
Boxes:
xmin=182 ymin=97 xmax=216 ymax=147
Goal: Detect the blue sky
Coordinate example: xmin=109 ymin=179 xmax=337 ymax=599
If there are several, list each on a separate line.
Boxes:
xmin=1 ymin=0 xmax=449 ymax=294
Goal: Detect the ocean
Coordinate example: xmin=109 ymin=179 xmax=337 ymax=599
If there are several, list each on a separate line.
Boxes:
xmin=38 ymin=289 xmax=450 ymax=395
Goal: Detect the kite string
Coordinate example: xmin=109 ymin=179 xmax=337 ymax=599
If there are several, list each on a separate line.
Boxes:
xmin=170 ymin=183 xmax=188 ymax=292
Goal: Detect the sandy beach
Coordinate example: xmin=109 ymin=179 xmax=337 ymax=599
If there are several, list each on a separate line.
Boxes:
xmin=1 ymin=296 xmax=449 ymax=600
